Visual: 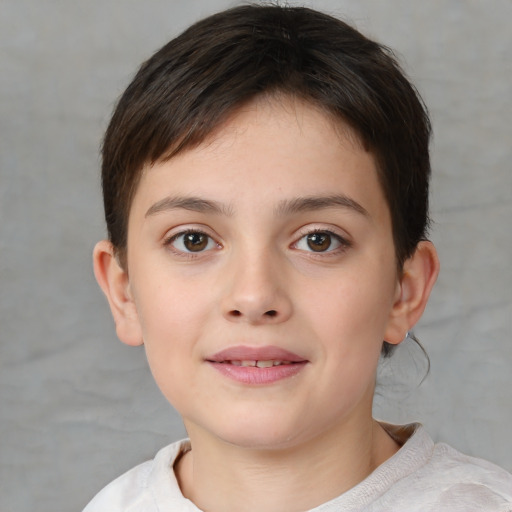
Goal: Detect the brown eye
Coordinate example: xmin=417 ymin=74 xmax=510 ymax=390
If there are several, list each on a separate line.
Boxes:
xmin=294 ymin=230 xmax=346 ymax=254
xmin=170 ymin=231 xmax=216 ymax=253
xmin=306 ymin=232 xmax=332 ymax=252
xmin=184 ymin=232 xmax=209 ymax=251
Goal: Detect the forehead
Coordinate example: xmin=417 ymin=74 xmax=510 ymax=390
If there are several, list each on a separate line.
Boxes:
xmin=130 ymin=97 xmax=388 ymax=222
xmin=197 ymin=95 xmax=365 ymax=160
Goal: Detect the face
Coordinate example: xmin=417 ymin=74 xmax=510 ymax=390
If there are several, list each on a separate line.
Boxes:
xmin=122 ymin=98 xmax=404 ymax=450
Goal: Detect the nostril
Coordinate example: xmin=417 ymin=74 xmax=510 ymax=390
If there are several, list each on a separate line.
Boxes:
xmin=226 ymin=309 xmax=279 ymax=320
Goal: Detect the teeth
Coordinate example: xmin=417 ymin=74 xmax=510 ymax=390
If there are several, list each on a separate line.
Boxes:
xmin=226 ymin=360 xmax=291 ymax=367
xmin=256 ymin=360 xmax=274 ymax=368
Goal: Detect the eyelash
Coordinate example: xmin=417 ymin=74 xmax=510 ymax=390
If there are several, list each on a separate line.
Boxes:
xmin=164 ymin=229 xmax=220 ymax=258
xmin=163 ymin=227 xmax=352 ymax=258
xmin=293 ymin=228 xmax=352 ymax=256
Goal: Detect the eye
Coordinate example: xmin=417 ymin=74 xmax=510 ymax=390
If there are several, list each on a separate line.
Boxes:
xmin=294 ymin=231 xmax=346 ymax=253
xmin=168 ymin=230 xmax=218 ymax=253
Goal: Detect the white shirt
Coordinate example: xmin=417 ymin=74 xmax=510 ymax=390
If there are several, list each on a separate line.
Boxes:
xmin=83 ymin=424 xmax=512 ymax=511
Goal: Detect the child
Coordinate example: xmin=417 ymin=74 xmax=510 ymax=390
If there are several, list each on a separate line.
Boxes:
xmin=85 ymin=5 xmax=512 ymax=511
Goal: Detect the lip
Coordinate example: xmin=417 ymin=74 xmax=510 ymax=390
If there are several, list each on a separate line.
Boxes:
xmin=208 ymin=345 xmax=306 ymax=363
xmin=206 ymin=345 xmax=308 ymax=385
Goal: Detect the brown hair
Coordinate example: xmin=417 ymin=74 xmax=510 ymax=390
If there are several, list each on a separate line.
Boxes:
xmin=101 ymin=4 xmax=432 ymax=356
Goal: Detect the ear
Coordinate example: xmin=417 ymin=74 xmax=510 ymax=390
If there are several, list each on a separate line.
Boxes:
xmin=93 ymin=240 xmax=143 ymax=346
xmin=384 ymin=241 xmax=440 ymax=345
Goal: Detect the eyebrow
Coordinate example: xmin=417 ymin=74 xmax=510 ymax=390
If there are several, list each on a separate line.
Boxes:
xmin=145 ymin=196 xmax=234 ymax=217
xmin=274 ymin=195 xmax=369 ymax=217
xmin=145 ymin=193 xmax=369 ymax=219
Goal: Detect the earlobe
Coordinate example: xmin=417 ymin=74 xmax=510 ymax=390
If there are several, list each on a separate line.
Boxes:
xmin=384 ymin=241 xmax=440 ymax=345
xmin=93 ymin=240 xmax=144 ymax=346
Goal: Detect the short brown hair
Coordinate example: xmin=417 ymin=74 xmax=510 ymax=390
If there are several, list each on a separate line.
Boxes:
xmin=101 ymin=4 xmax=432 ymax=355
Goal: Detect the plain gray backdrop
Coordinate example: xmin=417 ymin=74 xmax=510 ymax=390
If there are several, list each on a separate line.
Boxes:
xmin=1 ymin=1 xmax=511 ymax=511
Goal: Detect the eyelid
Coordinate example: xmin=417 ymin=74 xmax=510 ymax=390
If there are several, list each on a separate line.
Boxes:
xmin=294 ymin=223 xmax=352 ymax=242
xmin=163 ymin=226 xmax=222 ymax=257
xmin=291 ymin=225 xmax=352 ymax=254
xmin=163 ymin=224 xmax=219 ymax=241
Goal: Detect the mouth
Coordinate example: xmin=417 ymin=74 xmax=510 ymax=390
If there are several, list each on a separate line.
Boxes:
xmin=217 ymin=359 xmax=295 ymax=367
xmin=206 ymin=346 xmax=308 ymax=385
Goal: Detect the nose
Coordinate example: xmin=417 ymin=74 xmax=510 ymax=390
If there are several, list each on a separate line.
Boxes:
xmin=221 ymin=249 xmax=293 ymax=325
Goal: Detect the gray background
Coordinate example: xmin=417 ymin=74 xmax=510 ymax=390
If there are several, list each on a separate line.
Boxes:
xmin=1 ymin=1 xmax=511 ymax=511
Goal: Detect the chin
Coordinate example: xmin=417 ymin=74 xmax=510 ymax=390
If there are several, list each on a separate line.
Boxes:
xmin=222 ymin=431 xmax=300 ymax=451
xmin=209 ymin=415 xmax=310 ymax=451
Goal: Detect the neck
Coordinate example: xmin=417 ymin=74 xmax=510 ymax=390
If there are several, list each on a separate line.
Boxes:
xmin=175 ymin=417 xmax=399 ymax=512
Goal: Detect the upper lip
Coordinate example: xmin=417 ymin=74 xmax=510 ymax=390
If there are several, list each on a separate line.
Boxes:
xmin=207 ymin=345 xmax=307 ymax=363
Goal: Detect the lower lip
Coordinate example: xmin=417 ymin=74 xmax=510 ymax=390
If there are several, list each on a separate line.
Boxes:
xmin=208 ymin=362 xmax=306 ymax=385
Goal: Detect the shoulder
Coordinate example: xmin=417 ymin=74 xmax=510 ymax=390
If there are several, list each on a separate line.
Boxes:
xmin=82 ymin=439 xmax=192 ymax=512
xmin=82 ymin=460 xmax=154 ymax=512
xmin=372 ymin=425 xmax=512 ymax=512
xmin=423 ymin=442 xmax=512 ymax=508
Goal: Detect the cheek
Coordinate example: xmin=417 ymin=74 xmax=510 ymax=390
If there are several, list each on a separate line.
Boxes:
xmin=134 ymin=265 xmax=214 ymax=332
xmin=132 ymin=276 xmax=210 ymax=376
xmin=303 ymin=268 xmax=396 ymax=339
xmin=310 ymin=270 xmax=394 ymax=398
xmin=297 ymin=263 xmax=397 ymax=394
xmin=136 ymin=285 xmax=203 ymax=408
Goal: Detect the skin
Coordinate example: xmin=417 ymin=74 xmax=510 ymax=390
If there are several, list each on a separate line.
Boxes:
xmin=94 ymin=97 xmax=439 ymax=512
